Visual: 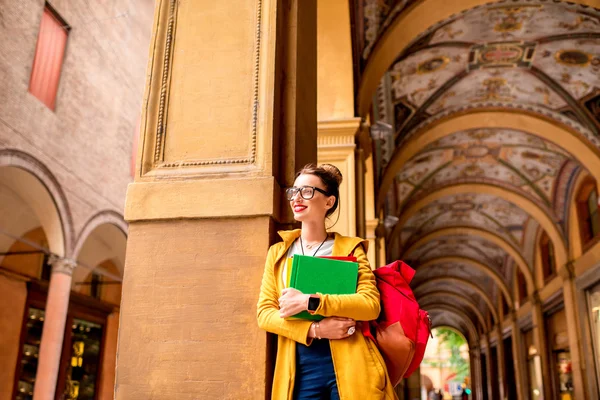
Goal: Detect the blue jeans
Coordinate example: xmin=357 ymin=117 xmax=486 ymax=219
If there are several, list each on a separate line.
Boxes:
xmin=294 ymin=339 xmax=340 ymax=400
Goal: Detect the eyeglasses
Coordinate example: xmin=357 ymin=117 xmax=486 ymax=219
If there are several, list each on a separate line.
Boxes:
xmin=285 ymin=185 xmax=329 ymax=201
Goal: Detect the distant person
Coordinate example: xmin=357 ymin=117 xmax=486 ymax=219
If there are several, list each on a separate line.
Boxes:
xmin=257 ymin=164 xmax=398 ymax=399
xmin=461 ymin=388 xmax=469 ymax=400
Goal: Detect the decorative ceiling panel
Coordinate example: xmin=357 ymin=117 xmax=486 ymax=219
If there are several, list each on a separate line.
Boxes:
xmin=413 ymin=261 xmax=495 ymax=297
xmin=429 ymin=3 xmax=600 ymax=45
xmin=404 ymin=235 xmax=508 ymax=273
xmin=415 ymin=281 xmax=487 ymax=317
xmin=426 ymin=68 xmax=567 ymax=114
xmin=397 ymin=128 xmax=572 ymax=210
xmin=400 ymin=192 xmax=529 ymax=249
xmin=389 ymin=47 xmax=470 ymax=108
xmin=534 ymin=39 xmax=600 ymax=100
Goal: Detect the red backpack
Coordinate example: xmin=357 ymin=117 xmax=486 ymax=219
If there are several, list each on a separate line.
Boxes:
xmin=362 ymin=260 xmax=431 ymax=386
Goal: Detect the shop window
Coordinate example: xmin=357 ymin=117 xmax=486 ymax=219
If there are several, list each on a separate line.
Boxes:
xmin=577 ymin=181 xmax=600 ymax=246
xmin=13 ymin=285 xmax=110 ymax=400
xmin=63 ymin=319 xmax=103 ymax=400
xmin=540 ymin=231 xmax=556 ymax=281
xmin=29 ymin=4 xmax=69 ymax=110
xmin=15 ymin=307 xmax=45 ymax=400
xmin=588 ymin=282 xmax=600 ymax=387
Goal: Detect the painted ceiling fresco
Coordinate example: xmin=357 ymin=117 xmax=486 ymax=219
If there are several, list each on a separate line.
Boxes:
xmin=415 ymin=281 xmax=488 ymax=322
xmin=360 ymin=0 xmax=600 ymax=334
xmin=396 ymin=128 xmax=573 ymax=210
xmin=428 ymin=310 xmax=476 ymax=341
xmin=359 ymin=0 xmax=417 ymax=62
xmin=399 ymin=192 xmax=529 ymax=249
xmin=404 ymin=235 xmax=509 ymax=274
xmin=411 ymin=261 xmax=495 ymax=300
xmin=378 ymin=1 xmax=600 ymax=139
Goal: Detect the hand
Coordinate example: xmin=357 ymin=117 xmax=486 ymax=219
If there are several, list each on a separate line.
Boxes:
xmin=316 ymin=317 xmax=356 ymax=340
xmin=279 ymin=288 xmax=309 ymax=318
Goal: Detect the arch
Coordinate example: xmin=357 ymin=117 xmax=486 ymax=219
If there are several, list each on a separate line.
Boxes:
xmin=404 ymin=227 xmax=535 ymax=294
xmin=416 ymin=256 xmax=513 ymax=306
xmin=567 ymin=171 xmax=593 ymax=259
xmin=377 ymin=111 xmax=600 ymax=213
xmin=392 ymin=183 xmax=568 ymax=269
xmin=417 ymin=290 xmax=488 ymax=331
xmin=72 ymin=212 xmax=127 ymax=282
xmin=428 ymin=305 xmax=479 ymax=345
xmin=0 ymin=149 xmax=74 ymax=256
xmin=357 ymin=0 xmax=597 ymax=116
xmin=416 ymin=276 xmax=499 ymax=324
xmin=73 ymin=210 xmax=128 ymax=259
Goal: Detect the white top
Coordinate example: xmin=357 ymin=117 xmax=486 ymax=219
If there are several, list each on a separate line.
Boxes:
xmin=282 ymin=236 xmax=335 ymax=288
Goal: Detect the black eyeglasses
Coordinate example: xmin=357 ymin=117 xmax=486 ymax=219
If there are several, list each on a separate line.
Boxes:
xmin=285 ymin=185 xmax=329 ymax=201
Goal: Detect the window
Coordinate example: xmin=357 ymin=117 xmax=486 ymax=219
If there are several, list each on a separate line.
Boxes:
xmin=29 ymin=4 xmax=69 ymax=110
xmin=540 ymin=231 xmax=555 ymax=281
xmin=577 ymin=180 xmax=600 ymax=246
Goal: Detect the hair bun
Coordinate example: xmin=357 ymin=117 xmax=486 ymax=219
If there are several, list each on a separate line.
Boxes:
xmin=320 ymin=163 xmax=343 ymax=186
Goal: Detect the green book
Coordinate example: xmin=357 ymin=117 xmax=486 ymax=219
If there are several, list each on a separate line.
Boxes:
xmin=288 ymin=255 xmax=359 ymax=321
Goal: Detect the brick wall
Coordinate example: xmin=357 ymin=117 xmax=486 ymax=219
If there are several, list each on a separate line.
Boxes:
xmin=0 ymin=0 xmax=154 ymax=240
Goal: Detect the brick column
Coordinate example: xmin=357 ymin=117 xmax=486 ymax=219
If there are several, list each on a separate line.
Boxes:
xmin=33 ymin=256 xmax=76 ymax=400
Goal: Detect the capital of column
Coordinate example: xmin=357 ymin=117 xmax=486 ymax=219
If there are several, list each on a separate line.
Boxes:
xmin=375 ymin=222 xmax=386 ymax=239
xmin=558 ymin=260 xmax=576 ymax=281
xmin=531 ymin=291 xmax=542 ymax=306
xmin=48 ymin=256 xmax=77 ymax=276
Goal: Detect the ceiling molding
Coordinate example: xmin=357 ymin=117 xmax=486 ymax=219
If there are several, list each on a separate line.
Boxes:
xmin=402 ymin=226 xmax=535 ymax=294
xmin=415 ymin=256 xmax=514 ymax=305
xmin=389 ymin=182 xmax=568 ymax=268
xmin=415 ymin=276 xmax=500 ymax=324
xmin=377 ymin=109 xmax=600 ymax=214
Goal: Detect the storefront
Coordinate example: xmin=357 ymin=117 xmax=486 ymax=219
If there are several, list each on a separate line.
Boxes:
xmin=12 ymin=281 xmax=118 ymax=400
xmin=576 ymin=265 xmax=600 ymax=398
xmin=544 ymin=304 xmax=575 ymax=400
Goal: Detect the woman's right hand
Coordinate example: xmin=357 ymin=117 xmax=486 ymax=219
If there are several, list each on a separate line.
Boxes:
xmin=315 ymin=317 xmax=355 ymax=340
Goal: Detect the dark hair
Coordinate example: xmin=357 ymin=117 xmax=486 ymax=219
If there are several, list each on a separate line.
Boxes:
xmin=295 ymin=163 xmax=343 ymax=218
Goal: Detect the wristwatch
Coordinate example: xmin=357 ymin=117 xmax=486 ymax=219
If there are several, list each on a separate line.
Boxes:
xmin=307 ymin=296 xmax=320 ymax=312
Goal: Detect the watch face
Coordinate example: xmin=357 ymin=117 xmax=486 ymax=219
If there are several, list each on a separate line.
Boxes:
xmin=308 ymin=297 xmax=320 ymax=311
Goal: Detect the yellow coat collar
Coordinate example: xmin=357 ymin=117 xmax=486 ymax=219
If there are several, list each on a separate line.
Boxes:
xmin=276 ymin=229 xmax=368 ymax=259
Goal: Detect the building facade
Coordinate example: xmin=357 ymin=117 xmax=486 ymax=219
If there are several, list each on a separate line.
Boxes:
xmin=0 ymin=1 xmax=153 ymax=399
xmin=114 ymin=0 xmax=600 ymax=399
xmin=2 ymin=0 xmax=600 ymax=400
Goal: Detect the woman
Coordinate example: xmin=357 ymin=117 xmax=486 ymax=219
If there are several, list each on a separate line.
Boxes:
xmin=257 ymin=164 xmax=397 ymax=400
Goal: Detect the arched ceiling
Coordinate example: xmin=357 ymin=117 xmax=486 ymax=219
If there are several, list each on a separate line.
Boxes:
xmin=354 ymin=0 xmax=600 ymax=332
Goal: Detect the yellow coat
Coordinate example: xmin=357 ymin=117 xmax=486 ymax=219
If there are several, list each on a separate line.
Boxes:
xmin=257 ymin=229 xmax=398 ymax=400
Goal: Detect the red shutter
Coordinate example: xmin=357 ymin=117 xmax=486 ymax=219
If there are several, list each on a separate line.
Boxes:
xmin=29 ymin=7 xmax=68 ymax=110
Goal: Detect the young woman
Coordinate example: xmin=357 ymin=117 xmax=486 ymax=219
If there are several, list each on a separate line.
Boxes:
xmin=257 ymin=164 xmax=397 ymax=400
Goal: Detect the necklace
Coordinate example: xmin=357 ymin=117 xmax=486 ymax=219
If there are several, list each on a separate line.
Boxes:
xmin=300 ymin=235 xmax=328 ymax=257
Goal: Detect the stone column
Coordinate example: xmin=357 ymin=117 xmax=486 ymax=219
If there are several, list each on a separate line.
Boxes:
xmin=531 ymin=292 xmax=551 ymax=399
xmin=114 ymin=1 xmax=317 ymax=399
xmin=559 ymin=262 xmax=587 ymax=399
xmin=510 ymin=311 xmax=527 ymax=400
xmin=495 ymin=324 xmax=507 ymax=400
xmin=484 ymin=335 xmax=494 ymax=399
xmin=317 ymin=119 xmax=360 ymax=237
xmin=33 ymin=256 xmax=76 ymax=400
xmin=470 ymin=344 xmax=482 ymax=400
xmin=404 ymin=367 xmax=421 ymax=400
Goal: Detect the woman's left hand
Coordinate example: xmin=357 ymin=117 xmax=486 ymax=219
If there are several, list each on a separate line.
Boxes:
xmin=278 ymin=288 xmax=310 ymax=318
